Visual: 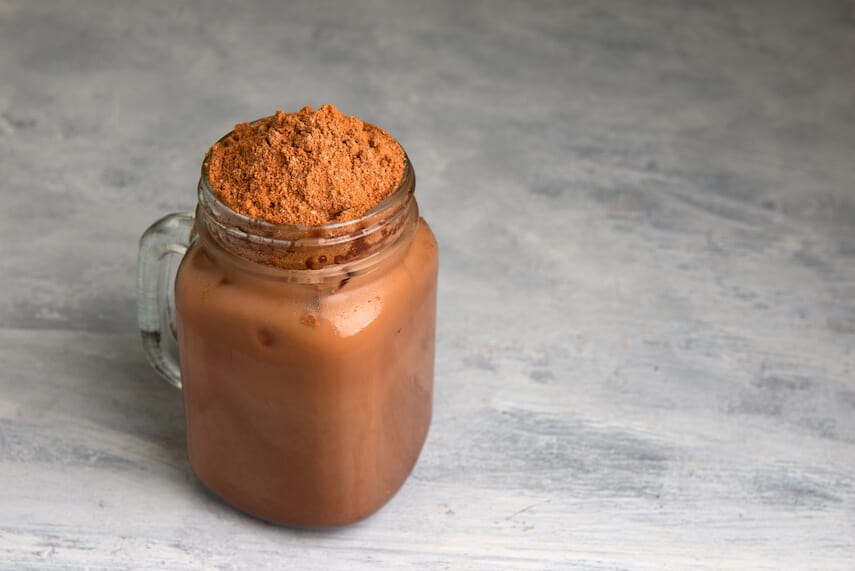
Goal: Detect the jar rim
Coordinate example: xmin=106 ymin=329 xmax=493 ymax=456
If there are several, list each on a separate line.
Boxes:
xmin=194 ymin=120 xmax=418 ymax=273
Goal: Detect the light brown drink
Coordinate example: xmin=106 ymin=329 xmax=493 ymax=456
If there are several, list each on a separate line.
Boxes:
xmin=174 ymin=159 xmax=438 ymax=527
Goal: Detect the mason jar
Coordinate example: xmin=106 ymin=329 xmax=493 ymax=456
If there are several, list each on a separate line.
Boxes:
xmin=137 ymin=134 xmax=438 ymax=528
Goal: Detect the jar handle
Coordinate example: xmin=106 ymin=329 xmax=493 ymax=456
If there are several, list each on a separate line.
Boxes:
xmin=137 ymin=212 xmax=195 ymax=389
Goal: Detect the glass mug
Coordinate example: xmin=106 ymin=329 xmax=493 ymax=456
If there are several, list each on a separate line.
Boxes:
xmin=137 ymin=131 xmax=438 ymax=528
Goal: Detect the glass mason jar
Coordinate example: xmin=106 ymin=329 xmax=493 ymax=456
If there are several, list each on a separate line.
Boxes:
xmin=137 ymin=135 xmax=438 ymax=528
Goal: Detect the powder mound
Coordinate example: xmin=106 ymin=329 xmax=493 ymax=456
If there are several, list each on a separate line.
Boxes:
xmin=206 ymin=104 xmax=405 ymax=226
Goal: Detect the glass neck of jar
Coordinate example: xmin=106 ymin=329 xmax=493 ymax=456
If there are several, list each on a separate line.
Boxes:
xmin=195 ymin=158 xmax=418 ymax=282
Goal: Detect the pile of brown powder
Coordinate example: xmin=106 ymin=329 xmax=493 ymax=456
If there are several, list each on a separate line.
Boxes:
xmin=205 ymin=104 xmax=405 ymax=226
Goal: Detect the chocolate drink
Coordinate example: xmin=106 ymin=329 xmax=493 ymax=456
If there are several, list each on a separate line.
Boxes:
xmin=135 ymin=105 xmax=439 ymax=527
xmin=174 ymin=187 xmax=438 ymax=528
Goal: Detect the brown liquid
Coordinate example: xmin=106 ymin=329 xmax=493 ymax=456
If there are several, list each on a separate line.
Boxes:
xmin=174 ymin=218 xmax=438 ymax=528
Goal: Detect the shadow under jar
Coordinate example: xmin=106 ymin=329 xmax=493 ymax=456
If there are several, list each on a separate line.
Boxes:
xmin=138 ymin=147 xmax=438 ymax=528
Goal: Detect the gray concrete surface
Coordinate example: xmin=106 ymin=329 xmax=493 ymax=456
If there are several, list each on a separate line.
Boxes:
xmin=1 ymin=0 xmax=854 ymax=568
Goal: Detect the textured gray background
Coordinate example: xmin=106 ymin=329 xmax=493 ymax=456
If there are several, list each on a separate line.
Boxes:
xmin=1 ymin=0 xmax=854 ymax=569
